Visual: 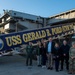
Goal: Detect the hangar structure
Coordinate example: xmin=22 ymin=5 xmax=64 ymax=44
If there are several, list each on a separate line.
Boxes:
xmin=0 ymin=9 xmax=75 ymax=34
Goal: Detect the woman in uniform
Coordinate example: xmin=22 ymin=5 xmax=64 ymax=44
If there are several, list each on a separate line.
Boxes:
xmin=68 ymin=42 xmax=75 ymax=74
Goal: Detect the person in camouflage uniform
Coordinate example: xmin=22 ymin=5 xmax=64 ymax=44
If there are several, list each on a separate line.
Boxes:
xmin=69 ymin=42 xmax=75 ymax=74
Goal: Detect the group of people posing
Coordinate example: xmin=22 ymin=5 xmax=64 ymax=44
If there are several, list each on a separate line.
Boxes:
xmin=25 ymin=37 xmax=75 ymax=74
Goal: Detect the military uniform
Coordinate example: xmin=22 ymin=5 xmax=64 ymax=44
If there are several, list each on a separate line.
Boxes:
xmin=69 ymin=47 xmax=75 ymax=73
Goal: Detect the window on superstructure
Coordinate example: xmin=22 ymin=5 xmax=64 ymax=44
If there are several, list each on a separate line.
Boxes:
xmin=14 ymin=13 xmax=16 ymax=15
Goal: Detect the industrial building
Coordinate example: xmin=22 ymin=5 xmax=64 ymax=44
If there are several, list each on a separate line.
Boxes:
xmin=0 ymin=10 xmax=46 ymax=33
xmin=0 ymin=9 xmax=75 ymax=34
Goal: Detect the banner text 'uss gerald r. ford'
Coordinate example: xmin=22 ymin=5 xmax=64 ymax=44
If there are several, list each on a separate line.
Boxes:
xmin=0 ymin=24 xmax=74 ymax=51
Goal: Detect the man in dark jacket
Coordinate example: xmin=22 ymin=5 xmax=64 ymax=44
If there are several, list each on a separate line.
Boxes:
xmin=46 ymin=37 xmax=55 ymax=70
xmin=60 ymin=40 xmax=70 ymax=71
xmin=26 ymin=42 xmax=33 ymax=66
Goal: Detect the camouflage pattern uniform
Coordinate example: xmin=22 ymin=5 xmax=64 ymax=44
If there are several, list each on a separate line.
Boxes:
xmin=69 ymin=47 xmax=75 ymax=72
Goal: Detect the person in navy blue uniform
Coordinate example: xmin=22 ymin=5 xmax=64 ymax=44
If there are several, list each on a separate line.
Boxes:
xmin=53 ymin=43 xmax=60 ymax=72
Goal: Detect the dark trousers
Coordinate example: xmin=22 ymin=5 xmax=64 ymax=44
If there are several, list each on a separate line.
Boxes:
xmin=26 ymin=54 xmax=32 ymax=66
xmin=60 ymin=56 xmax=69 ymax=70
xmin=42 ymin=55 xmax=47 ymax=65
xmin=55 ymin=59 xmax=59 ymax=71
